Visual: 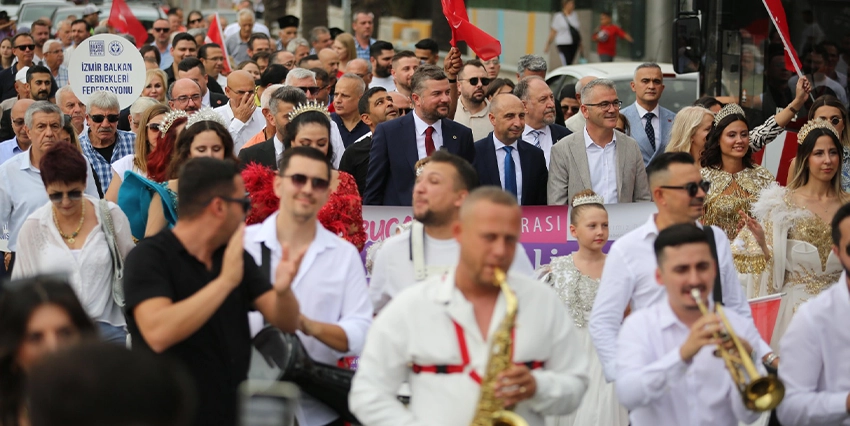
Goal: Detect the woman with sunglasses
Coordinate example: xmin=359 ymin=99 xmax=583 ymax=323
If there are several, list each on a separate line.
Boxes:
xmin=699 ymin=103 xmax=776 ymax=241
xmin=736 ymin=118 xmax=850 ymax=350
xmin=0 ymin=275 xmax=98 ymax=426
xmin=11 ymin=142 xmax=134 ymax=345
xmin=786 ymin=95 xmax=850 ymax=190
xmin=243 ymin=102 xmax=366 ymax=250
xmin=105 ymin=104 xmax=170 ymax=203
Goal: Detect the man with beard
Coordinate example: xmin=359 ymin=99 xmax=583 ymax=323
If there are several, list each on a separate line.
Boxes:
xmin=453 ymin=60 xmax=493 ymax=140
xmin=56 ymin=86 xmax=86 ymax=135
xmin=168 ymin=78 xmax=203 ymax=114
xmin=471 ymin=94 xmax=547 ymax=205
xmin=0 ymin=65 xmax=52 ymax=141
xmin=547 ymin=78 xmax=648 ymax=205
xmin=515 ymin=76 xmax=571 ymax=168
xmin=0 ymin=34 xmax=37 ymax=102
xmin=0 ymin=99 xmax=34 ymax=165
xmin=331 ymin=74 xmax=369 ymax=147
xmin=368 ymin=41 xmax=395 ymax=91
xmin=30 ymin=20 xmax=50 ymax=65
xmin=390 ymin=50 xmax=419 ymax=98
xmin=414 ymin=38 xmax=439 ymax=65
xmin=368 ymin=150 xmax=534 ymax=313
xmin=65 ymin=19 xmax=90 ymax=65
xmin=339 ymin=87 xmax=398 ymax=195
xmin=364 ymin=65 xmax=475 ymax=206
xmin=588 ymin=152 xmax=774 ymax=384
xmin=79 ymin=91 xmax=137 ymax=191
xmin=622 ymin=63 xmax=676 ymax=166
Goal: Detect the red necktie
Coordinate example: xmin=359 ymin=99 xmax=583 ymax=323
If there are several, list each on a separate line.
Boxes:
xmin=425 ymin=126 xmax=435 ymax=156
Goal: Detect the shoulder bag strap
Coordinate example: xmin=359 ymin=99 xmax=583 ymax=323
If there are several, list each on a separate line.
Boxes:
xmin=260 ymin=242 xmax=272 ymax=282
xmin=703 ymin=225 xmax=723 ymax=304
xmin=99 ymin=199 xmax=125 ymax=307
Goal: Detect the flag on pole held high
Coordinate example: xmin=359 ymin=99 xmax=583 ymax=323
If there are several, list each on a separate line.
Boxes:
xmin=441 ymin=0 xmax=501 ymax=61
xmin=762 ymin=0 xmax=803 ymax=76
xmin=205 ymin=13 xmax=232 ymax=74
xmin=108 ymin=0 xmax=148 ymax=49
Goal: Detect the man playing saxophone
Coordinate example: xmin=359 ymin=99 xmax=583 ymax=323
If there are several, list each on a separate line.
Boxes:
xmin=349 ymin=187 xmax=589 ymax=425
xmin=615 ymin=223 xmax=765 ymax=426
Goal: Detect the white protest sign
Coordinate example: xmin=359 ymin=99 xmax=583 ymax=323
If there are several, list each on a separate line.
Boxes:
xmin=68 ymin=34 xmax=146 ymax=110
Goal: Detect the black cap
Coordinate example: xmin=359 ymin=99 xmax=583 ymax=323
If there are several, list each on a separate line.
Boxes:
xmin=0 ymin=11 xmax=9 ymax=20
xmin=277 ymin=15 xmax=299 ymax=29
xmin=329 ymin=27 xmax=343 ymax=39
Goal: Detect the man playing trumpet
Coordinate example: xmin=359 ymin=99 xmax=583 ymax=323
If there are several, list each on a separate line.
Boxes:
xmin=615 ymin=223 xmax=766 ymax=426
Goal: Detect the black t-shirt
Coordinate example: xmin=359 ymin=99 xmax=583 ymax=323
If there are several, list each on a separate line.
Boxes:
xmin=92 ymin=142 xmax=116 ymax=163
xmin=123 ymin=229 xmax=271 ymax=426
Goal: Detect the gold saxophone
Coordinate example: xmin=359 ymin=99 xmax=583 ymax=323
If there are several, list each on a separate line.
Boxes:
xmin=470 ymin=268 xmax=529 ymax=426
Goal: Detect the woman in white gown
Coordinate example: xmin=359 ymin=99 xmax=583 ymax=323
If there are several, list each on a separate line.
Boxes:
xmin=737 ymin=119 xmax=850 ymax=351
xmin=536 ymin=190 xmax=629 ymax=426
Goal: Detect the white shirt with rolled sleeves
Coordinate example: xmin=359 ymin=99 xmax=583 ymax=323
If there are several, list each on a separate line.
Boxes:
xmin=616 ymin=299 xmax=763 ymax=426
xmin=589 ymin=214 xmax=771 ymax=382
xmin=349 ymin=270 xmax=589 ymax=426
xmin=777 ymin=277 xmax=850 ymax=426
xmin=244 ymin=213 xmax=372 ymax=426
xmin=215 ymin=104 xmax=266 ymax=154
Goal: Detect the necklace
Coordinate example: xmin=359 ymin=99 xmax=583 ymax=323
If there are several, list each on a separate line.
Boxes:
xmin=53 ymin=201 xmax=85 ymax=244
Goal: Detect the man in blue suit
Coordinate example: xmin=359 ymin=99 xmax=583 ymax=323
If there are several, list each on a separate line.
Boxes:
xmin=364 ymin=65 xmax=475 ymax=206
xmin=621 ymin=63 xmax=676 ymax=166
xmin=472 ymin=94 xmax=548 ymax=206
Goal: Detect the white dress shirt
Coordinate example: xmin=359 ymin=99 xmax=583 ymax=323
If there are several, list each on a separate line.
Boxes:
xmin=777 ymin=278 xmax=850 ymax=426
xmin=350 ymin=270 xmax=590 ymax=426
xmin=616 ymin=299 xmax=763 ymax=426
xmin=583 ymin=127 xmax=618 ymax=205
xmin=202 ymin=90 xmax=211 ymax=107
xmin=244 ymin=213 xmax=373 ymax=426
xmin=111 ymin=154 xmax=145 ymax=182
xmin=369 ymin=227 xmax=536 ymax=313
xmin=329 ymin=120 xmax=345 ymax=169
xmin=522 ymin=124 xmax=553 ymax=168
xmin=493 ymin=134 xmax=523 ymax=204
xmin=412 ymin=111 xmax=443 ymax=159
xmin=215 ymin=104 xmax=266 ymax=154
xmin=0 ymin=151 xmax=99 ymax=251
xmin=273 ymin=134 xmax=284 ymax=160
xmin=633 ymin=103 xmax=661 ymax=145
xmin=589 ymin=214 xmax=769 ymax=382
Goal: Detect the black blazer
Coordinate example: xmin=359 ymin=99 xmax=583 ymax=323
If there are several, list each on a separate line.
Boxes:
xmin=472 ymin=133 xmax=548 ymax=206
xmin=364 ymin=113 xmax=475 ymax=206
xmin=338 ymin=135 xmax=371 ymax=198
xmin=0 ymin=108 xmax=12 ymax=142
xmin=208 ymin=77 xmax=224 ymax=94
xmin=209 ymin=91 xmax=228 ymax=107
xmin=165 ymin=66 xmax=176 ymax=87
xmin=549 ymin=123 xmax=572 ymax=145
xmin=238 ymin=138 xmax=277 ymax=169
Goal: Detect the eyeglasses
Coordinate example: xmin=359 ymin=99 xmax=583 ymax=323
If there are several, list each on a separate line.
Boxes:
xmin=296 ymin=86 xmax=320 ymax=95
xmin=206 ymin=56 xmax=224 ymax=62
xmin=174 ymin=94 xmax=202 ymax=104
xmin=188 ymin=18 xmax=203 ymax=25
xmin=584 ymin=100 xmax=623 ymax=110
xmin=48 ymin=190 xmax=83 ymax=203
xmin=219 ymin=196 xmax=252 ymax=213
xmin=460 ymin=77 xmax=491 ymax=86
xmin=561 ymin=105 xmax=580 ymax=113
xmin=153 ymin=27 xmax=170 ymax=32
xmin=659 ymin=180 xmax=711 ymax=197
xmin=398 ymin=107 xmax=412 ymax=115
xmin=146 ymin=123 xmax=162 ymax=131
xmin=282 ymin=173 xmax=330 ymax=190
xmin=819 ymin=116 xmax=843 ymax=127
xmin=90 ymin=114 xmax=119 ymax=123
xmin=227 ymin=86 xmax=253 ymax=96
xmin=14 ymin=44 xmax=35 ymax=51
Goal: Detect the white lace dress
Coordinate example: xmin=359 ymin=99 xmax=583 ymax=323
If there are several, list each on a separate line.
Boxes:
xmin=537 ymin=255 xmax=629 ymax=426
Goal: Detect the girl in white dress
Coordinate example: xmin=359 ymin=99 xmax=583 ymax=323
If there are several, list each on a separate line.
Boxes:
xmin=537 ymin=189 xmax=629 ymax=426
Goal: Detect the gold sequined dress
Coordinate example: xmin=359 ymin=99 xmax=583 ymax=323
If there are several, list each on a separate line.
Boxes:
xmin=536 ymin=255 xmax=629 ymax=426
xmin=701 ymin=165 xmax=776 ymax=241
xmin=735 ymin=184 xmax=841 ymax=352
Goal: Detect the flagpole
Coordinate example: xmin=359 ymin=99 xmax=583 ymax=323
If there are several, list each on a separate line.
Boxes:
xmin=761 ymin=0 xmax=814 ymax=103
xmin=216 ymin=13 xmax=232 ymax=74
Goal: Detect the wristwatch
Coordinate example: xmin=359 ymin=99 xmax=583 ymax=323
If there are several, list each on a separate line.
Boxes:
xmin=763 ymin=353 xmax=779 ymax=369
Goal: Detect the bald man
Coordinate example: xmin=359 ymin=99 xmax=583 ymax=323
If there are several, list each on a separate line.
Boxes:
xmin=388 ymin=91 xmax=410 ymax=115
xmin=471 ymin=93 xmax=548 ymax=205
xmin=318 ymin=48 xmax=340 ymax=77
xmin=271 ymin=50 xmax=296 ymax=70
xmin=168 ymin=78 xmax=203 ymax=114
xmin=345 ymin=58 xmax=372 ymax=86
xmin=564 ymin=75 xmax=597 ymax=133
xmin=214 ymin=70 xmax=265 ymax=153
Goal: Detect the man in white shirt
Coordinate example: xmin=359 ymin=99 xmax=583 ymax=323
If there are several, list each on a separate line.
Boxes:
xmin=616 ymin=223 xmax=763 ymax=426
xmin=453 ymin=59 xmax=493 ymax=141
xmin=351 ymin=187 xmax=589 ymax=426
xmin=515 ymin=76 xmax=572 ymax=168
xmin=777 ymin=204 xmax=850 ymax=425
xmin=369 ymin=150 xmax=536 ymax=313
xmin=589 ymin=152 xmax=774 ymax=383
xmin=368 ymin=41 xmax=396 ymax=91
xmin=215 ymin=70 xmax=265 ymax=153
xmin=244 ymin=146 xmax=371 ymax=426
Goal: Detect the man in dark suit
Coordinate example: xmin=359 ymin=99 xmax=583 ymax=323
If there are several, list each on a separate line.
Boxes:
xmin=514 ymin=76 xmax=572 ymax=169
xmin=237 ymin=86 xmax=307 ymax=169
xmin=177 ymin=58 xmax=228 ymax=108
xmin=339 ymin=86 xmax=399 ymax=196
xmin=364 ymin=65 xmax=475 ymax=206
xmin=163 ymin=33 xmax=198 ymax=87
xmin=472 ymin=94 xmax=547 ymax=205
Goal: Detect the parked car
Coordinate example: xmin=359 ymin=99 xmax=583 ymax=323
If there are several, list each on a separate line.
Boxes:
xmin=545 ymin=62 xmax=699 ymax=113
xmin=52 ymin=2 xmax=165 ymax=32
xmin=16 ymin=0 xmax=72 ymax=31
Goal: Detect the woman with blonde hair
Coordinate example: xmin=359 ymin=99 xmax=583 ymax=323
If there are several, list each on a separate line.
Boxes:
xmin=104 ymin=103 xmax=171 ymax=202
xmin=142 ymin=69 xmax=167 ymax=103
xmin=665 ymin=106 xmax=714 ymax=163
xmin=332 ymin=33 xmax=357 ymax=72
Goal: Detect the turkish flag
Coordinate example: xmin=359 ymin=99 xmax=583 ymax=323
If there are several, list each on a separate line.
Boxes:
xmin=205 ymin=13 xmax=232 ymax=74
xmin=749 ymin=293 xmax=784 ymax=343
xmin=441 ymin=0 xmax=501 ymax=61
xmin=762 ymin=0 xmax=803 ymax=74
xmin=108 ymin=0 xmax=148 ymax=49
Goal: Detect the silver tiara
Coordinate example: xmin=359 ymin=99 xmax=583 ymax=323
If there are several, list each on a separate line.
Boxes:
xmin=572 ymin=193 xmax=604 ymax=207
xmin=185 ymin=107 xmax=228 ymax=129
xmin=159 ymin=109 xmax=189 ymax=135
xmin=288 ymin=100 xmax=331 ymax=121
xmin=713 ymin=103 xmax=746 ymax=126
xmin=798 ymin=118 xmax=840 ymax=144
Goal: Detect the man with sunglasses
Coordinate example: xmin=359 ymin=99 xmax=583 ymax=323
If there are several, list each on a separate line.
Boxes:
xmin=588 ymin=151 xmax=775 ymax=384
xmin=453 ymin=59 xmax=493 ymax=141
xmin=216 ymin=70 xmax=265 ymax=153
xmin=79 ymin=91 xmax=136 ymax=191
xmin=558 ymin=85 xmax=580 ymax=122
xmin=0 ymin=34 xmax=37 ymax=102
xmin=151 ymin=19 xmax=174 ymax=71
xmin=243 ymin=146 xmax=372 ymax=426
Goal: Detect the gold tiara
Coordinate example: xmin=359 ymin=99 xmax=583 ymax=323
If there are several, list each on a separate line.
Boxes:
xmin=797 ymin=118 xmax=840 ymax=144
xmin=288 ymin=100 xmax=331 ymax=122
xmin=572 ymin=193 xmax=604 ymax=207
xmin=713 ymin=103 xmax=746 ymax=126
xmin=186 ymin=106 xmax=228 ymax=129
xmin=159 ymin=109 xmax=189 ymax=135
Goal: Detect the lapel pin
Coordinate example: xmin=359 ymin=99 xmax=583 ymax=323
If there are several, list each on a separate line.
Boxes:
xmin=452 ymin=135 xmax=457 ymax=139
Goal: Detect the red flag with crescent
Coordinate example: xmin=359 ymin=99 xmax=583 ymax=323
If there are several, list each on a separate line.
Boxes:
xmin=440 ymin=0 xmax=501 ymax=61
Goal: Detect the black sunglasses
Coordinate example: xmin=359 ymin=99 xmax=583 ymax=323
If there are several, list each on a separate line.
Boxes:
xmin=15 ymin=44 xmax=34 ymax=51
xmin=296 ymin=86 xmax=320 ymax=95
xmin=462 ymin=77 xmax=491 ymax=86
xmin=561 ymin=105 xmax=580 ymax=113
xmin=48 ymin=190 xmax=83 ymax=203
xmin=220 ymin=196 xmax=252 ymax=213
xmin=90 ymin=114 xmax=119 ymax=123
xmin=660 ymin=180 xmax=711 ymax=197
xmin=153 ymin=27 xmax=170 ymax=32
xmin=282 ymin=173 xmax=330 ymax=190
xmin=146 ymin=123 xmax=161 ymax=131
xmin=188 ymin=18 xmax=203 ymax=25
xmin=398 ymin=107 xmax=412 ymax=115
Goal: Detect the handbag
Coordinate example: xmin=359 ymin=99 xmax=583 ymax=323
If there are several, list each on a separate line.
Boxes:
xmin=565 ymin=13 xmax=581 ymax=45
xmin=99 ymin=199 xmax=125 ymax=308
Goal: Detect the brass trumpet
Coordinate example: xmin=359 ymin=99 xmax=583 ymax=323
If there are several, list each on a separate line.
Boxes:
xmin=689 ymin=289 xmax=785 ymax=412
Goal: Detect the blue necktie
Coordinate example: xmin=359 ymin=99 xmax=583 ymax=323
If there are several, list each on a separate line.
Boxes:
xmin=644 ymin=112 xmax=656 ymax=151
xmin=503 ymin=145 xmax=517 ymax=197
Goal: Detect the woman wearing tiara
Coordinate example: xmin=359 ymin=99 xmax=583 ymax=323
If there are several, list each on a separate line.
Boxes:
xmin=736 ymin=118 xmax=850 ymax=350
xmin=536 ymin=190 xmax=628 ymax=426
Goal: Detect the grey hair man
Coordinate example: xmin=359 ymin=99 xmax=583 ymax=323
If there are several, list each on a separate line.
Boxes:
xmin=332 ymin=73 xmax=369 ymax=147
xmin=310 ymin=26 xmax=332 ymax=53
xmin=56 ymin=85 xmax=86 ymax=134
xmin=79 ymin=91 xmax=137 ymax=189
xmin=128 ymin=97 xmax=160 ymax=134
xmin=516 ymin=54 xmax=547 ymax=79
xmin=42 ymin=39 xmax=68 ymax=89
xmin=224 ymin=9 xmax=255 ymax=63
xmin=237 ymin=85 xmax=307 ymax=169
xmin=286 ymin=37 xmax=311 ymax=63
xmin=352 ymin=10 xmax=376 ymax=59
xmin=564 ymin=75 xmax=598 ymax=133
xmin=514 ymin=75 xmax=572 ymax=167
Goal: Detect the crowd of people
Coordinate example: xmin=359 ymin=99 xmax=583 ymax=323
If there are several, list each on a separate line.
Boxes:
xmin=0 ymin=2 xmax=848 ymax=426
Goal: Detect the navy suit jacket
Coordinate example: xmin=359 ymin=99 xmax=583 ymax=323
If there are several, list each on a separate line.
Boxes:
xmin=472 ymin=133 xmax=548 ymax=206
xmin=364 ymin=114 xmax=475 ymax=206
xmin=549 ymin=123 xmax=572 ymax=144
